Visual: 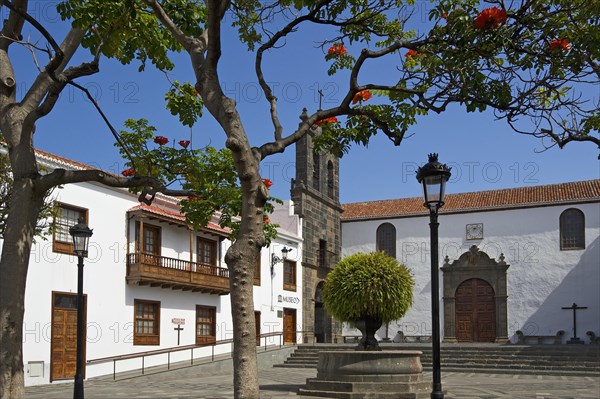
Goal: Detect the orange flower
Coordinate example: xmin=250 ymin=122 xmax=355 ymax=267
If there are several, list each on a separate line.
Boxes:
xmin=405 ymin=49 xmax=426 ymax=58
xmin=315 ymin=116 xmax=339 ymax=126
xmin=121 ymin=168 xmax=135 ymax=177
xmin=178 ymin=140 xmax=191 ymax=148
xmin=262 ymin=178 xmax=273 ymax=188
xmin=442 ymin=12 xmax=448 ymax=19
xmin=352 ymin=90 xmax=373 ymax=104
xmin=263 ymin=216 xmax=271 ymax=224
xmin=549 ymin=38 xmax=571 ymax=51
xmin=154 ymin=136 xmax=169 ymax=145
xmin=474 ymin=7 xmax=507 ymax=29
xmin=327 ymin=45 xmax=347 ymax=56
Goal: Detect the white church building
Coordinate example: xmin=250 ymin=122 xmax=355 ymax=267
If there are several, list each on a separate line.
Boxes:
xmin=10 ymin=149 xmax=303 ymax=386
xmin=341 ymin=180 xmax=600 ymax=344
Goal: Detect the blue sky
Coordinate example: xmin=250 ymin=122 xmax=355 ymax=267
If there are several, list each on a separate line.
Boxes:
xmin=8 ymin=1 xmax=600 ymax=204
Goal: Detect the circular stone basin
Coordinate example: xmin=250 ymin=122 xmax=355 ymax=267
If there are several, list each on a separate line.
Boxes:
xmin=316 ymin=350 xmax=423 ymax=381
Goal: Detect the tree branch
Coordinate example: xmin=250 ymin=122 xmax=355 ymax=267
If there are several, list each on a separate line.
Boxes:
xmin=142 ymin=0 xmax=207 ymax=83
xmin=142 ymin=0 xmax=202 ymax=52
xmin=1 ymin=0 xmax=63 ymax=68
xmin=21 ymin=28 xmax=84 ymax=112
xmin=37 ymin=168 xmax=195 ymax=198
xmin=0 ymin=0 xmax=28 ymax=50
xmin=33 ymin=61 xmax=100 ymax=120
xmin=255 ymin=1 xmax=332 ymax=141
xmin=0 ymin=0 xmax=27 ymax=101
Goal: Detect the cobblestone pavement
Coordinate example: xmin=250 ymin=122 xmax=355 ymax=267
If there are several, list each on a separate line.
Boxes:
xmin=26 ymin=366 xmax=600 ymax=399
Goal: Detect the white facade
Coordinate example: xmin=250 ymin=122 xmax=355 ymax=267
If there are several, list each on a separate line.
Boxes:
xmin=10 ymin=152 xmax=303 ymax=386
xmin=341 ymin=184 xmax=600 ymax=344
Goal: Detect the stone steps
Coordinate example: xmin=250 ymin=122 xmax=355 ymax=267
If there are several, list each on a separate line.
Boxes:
xmin=276 ymin=344 xmax=600 ymax=376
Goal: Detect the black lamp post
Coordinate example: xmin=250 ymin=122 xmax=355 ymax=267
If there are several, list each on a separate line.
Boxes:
xmin=69 ymin=217 xmax=93 ymax=399
xmin=271 ymin=246 xmax=291 ymax=276
xmin=416 ymin=153 xmax=451 ymax=399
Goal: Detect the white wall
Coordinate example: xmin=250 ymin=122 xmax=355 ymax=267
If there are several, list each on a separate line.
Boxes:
xmin=342 ymin=202 xmax=600 ymax=343
xmin=253 ymin=200 xmax=304 ymax=344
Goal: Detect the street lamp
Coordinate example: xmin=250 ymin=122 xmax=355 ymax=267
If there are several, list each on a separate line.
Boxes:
xmin=416 ymin=153 xmax=451 ymax=399
xmin=271 ymin=246 xmax=292 ymax=276
xmin=69 ymin=217 xmax=93 ymax=399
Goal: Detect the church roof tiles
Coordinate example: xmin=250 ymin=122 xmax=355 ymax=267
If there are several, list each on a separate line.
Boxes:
xmin=342 ymin=179 xmax=600 ymax=221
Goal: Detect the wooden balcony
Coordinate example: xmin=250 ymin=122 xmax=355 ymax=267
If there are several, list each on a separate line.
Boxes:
xmin=126 ymin=253 xmax=230 ymax=295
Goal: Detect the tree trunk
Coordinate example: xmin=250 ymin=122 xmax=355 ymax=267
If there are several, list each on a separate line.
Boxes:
xmin=222 ymin=133 xmax=266 ymax=398
xmin=215 ymin=106 xmax=266 ymax=399
xmin=225 ymin=237 xmax=261 ymax=399
xmin=0 ymin=176 xmax=45 ymax=399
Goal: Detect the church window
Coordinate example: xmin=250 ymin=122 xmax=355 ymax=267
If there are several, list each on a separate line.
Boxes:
xmin=560 ymin=208 xmax=585 ymax=250
xmin=376 ymin=223 xmax=396 ymax=258
xmin=327 ymin=161 xmax=334 ymax=198
xmin=318 ymin=239 xmax=327 ymax=268
xmin=313 ymin=152 xmax=320 ymax=191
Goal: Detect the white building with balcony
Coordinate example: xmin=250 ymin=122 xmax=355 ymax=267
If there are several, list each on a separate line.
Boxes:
xmin=9 ymin=150 xmax=303 ymax=386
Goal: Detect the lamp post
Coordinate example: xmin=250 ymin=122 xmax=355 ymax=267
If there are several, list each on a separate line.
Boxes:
xmin=271 ymin=246 xmax=292 ymax=276
xmin=416 ymin=153 xmax=451 ymax=399
xmin=69 ymin=217 xmax=93 ymax=399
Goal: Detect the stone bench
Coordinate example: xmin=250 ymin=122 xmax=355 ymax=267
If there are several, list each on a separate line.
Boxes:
xmin=586 ymin=331 xmax=600 ymax=344
xmin=516 ymin=330 xmax=564 ymax=345
xmin=342 ymin=335 xmax=362 ymax=343
xmin=398 ymin=331 xmax=432 ymax=343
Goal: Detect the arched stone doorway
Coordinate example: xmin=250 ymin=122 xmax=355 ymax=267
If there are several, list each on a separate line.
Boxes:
xmin=455 ymin=278 xmax=496 ymax=342
xmin=441 ymin=246 xmax=510 ymax=343
xmin=314 ymin=281 xmax=331 ymax=343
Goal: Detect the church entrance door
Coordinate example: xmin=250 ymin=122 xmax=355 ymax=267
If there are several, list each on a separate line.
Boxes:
xmin=455 ymin=278 xmax=496 ymax=342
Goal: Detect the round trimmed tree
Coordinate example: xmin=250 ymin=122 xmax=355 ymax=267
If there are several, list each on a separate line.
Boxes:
xmin=323 ymin=251 xmax=414 ymax=350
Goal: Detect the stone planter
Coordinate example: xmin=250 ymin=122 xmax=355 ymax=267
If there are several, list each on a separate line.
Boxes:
xmin=299 ymin=350 xmax=430 ymax=398
xmin=354 ymin=316 xmax=382 ymax=350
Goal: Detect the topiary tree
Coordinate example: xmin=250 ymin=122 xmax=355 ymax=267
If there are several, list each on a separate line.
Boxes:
xmin=323 ymin=251 xmax=414 ymax=350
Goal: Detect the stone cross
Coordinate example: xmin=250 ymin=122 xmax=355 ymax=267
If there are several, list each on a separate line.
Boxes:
xmin=561 ymin=303 xmax=587 ymax=344
xmin=174 ymin=324 xmax=184 ymax=346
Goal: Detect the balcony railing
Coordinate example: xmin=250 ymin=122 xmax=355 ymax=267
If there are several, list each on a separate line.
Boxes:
xmin=126 ymin=252 xmax=230 ymax=295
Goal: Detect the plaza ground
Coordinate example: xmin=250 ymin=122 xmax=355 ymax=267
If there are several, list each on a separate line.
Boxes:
xmin=25 ymin=349 xmax=600 ymax=399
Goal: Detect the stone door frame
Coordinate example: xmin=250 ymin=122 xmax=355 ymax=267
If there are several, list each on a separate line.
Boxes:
xmin=441 ymin=246 xmax=510 ymax=343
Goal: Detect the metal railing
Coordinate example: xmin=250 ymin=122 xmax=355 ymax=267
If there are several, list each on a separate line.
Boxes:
xmin=87 ymin=331 xmax=285 ymax=380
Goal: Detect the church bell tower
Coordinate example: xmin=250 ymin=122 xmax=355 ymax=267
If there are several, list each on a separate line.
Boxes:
xmin=291 ymin=109 xmax=343 ymax=343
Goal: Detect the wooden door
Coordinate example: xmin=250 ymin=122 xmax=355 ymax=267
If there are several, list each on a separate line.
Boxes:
xmin=51 ymin=292 xmax=86 ymax=381
xmin=255 ymin=311 xmax=261 ymax=346
xmin=455 ymin=279 xmax=496 ymax=342
xmin=283 ymin=308 xmax=296 ymax=344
